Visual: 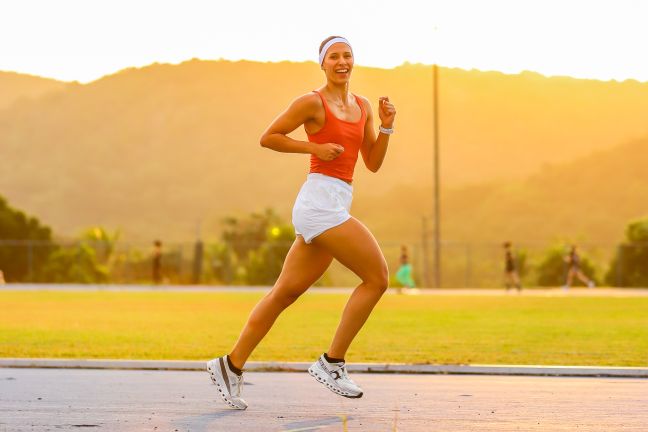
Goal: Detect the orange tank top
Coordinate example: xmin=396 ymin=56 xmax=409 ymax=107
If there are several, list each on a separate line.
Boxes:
xmin=307 ymin=90 xmax=366 ymax=183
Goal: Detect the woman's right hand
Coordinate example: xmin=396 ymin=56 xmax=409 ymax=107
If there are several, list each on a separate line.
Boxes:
xmin=313 ymin=143 xmax=344 ymax=161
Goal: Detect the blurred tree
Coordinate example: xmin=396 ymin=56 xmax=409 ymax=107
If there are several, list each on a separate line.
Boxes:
xmin=0 ymin=195 xmax=54 ymax=281
xmin=37 ymin=243 xmax=109 ymax=283
xmin=246 ymin=223 xmax=295 ymax=285
xmin=515 ymin=248 xmax=529 ymax=279
xmin=606 ymin=217 xmax=648 ymax=287
xmin=535 ymin=244 xmax=597 ymax=286
xmin=220 ymin=209 xmax=295 ymax=285
xmin=80 ymin=227 xmax=120 ymax=266
xmin=207 ymin=242 xmax=234 ymax=284
xmin=222 ymin=209 xmax=278 ymax=258
xmin=36 ymin=226 xmax=119 ymax=284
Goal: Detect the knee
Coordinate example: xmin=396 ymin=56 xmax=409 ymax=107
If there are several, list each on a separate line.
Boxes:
xmin=365 ymin=263 xmax=389 ymax=294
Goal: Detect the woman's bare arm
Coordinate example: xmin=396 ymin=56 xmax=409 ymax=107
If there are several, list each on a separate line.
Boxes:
xmin=260 ymin=94 xmax=344 ymax=161
xmin=360 ymin=97 xmax=396 ymax=172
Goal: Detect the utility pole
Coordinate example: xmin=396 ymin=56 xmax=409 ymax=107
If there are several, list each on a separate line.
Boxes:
xmin=422 ymin=216 xmax=429 ymax=287
xmin=433 ymin=63 xmax=441 ymax=288
xmin=192 ymin=220 xmax=203 ymax=284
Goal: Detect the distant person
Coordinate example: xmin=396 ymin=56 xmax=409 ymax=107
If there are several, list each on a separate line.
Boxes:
xmin=207 ymin=36 xmax=396 ymax=410
xmin=0 ymin=270 xmax=5 ymax=285
xmin=564 ymin=245 xmax=595 ymax=290
xmin=503 ymin=242 xmax=521 ymax=292
xmin=152 ymin=240 xmax=162 ymax=285
xmin=395 ymin=245 xmax=415 ymax=292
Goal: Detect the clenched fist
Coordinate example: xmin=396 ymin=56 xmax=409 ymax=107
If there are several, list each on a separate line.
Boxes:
xmin=379 ymin=96 xmax=396 ymax=128
xmin=313 ymin=143 xmax=344 ymax=161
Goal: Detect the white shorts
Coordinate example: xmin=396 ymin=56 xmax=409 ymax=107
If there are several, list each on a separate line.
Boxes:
xmin=292 ymin=173 xmax=353 ymax=244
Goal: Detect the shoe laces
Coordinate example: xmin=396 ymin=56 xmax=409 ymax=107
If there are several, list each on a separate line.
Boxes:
xmin=340 ymin=367 xmax=353 ymax=382
xmin=233 ymin=373 xmax=244 ymax=397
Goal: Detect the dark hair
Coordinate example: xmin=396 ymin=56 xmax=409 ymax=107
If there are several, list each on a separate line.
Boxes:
xmin=319 ymin=35 xmax=345 ymax=54
xmin=503 ymin=241 xmax=511 ymax=248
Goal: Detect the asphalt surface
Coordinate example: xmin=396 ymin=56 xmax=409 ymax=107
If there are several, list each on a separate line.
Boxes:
xmin=1 ymin=368 xmax=646 ymax=431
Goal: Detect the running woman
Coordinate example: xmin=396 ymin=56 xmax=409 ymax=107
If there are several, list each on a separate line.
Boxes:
xmin=396 ymin=245 xmax=416 ymax=292
xmin=503 ymin=241 xmax=521 ymax=292
xmin=563 ymin=245 xmax=595 ymax=290
xmin=207 ymin=36 xmax=396 ymax=409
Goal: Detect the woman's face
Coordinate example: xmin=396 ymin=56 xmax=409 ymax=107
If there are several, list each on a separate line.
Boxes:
xmin=321 ymin=43 xmax=354 ymax=84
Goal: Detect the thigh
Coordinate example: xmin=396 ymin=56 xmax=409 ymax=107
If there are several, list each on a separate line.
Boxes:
xmin=312 ymin=217 xmax=388 ymax=282
xmin=272 ymin=236 xmax=333 ymax=296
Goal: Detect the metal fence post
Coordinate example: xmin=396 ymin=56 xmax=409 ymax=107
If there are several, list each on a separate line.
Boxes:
xmin=27 ymin=241 xmax=34 ymax=281
xmin=192 ymin=240 xmax=204 ymax=284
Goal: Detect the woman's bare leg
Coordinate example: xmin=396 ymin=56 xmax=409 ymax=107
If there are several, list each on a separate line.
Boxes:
xmin=312 ymin=217 xmax=389 ymax=359
xmin=228 ymin=236 xmax=332 ymax=369
xmin=576 ymin=270 xmax=592 ymax=285
xmin=566 ymin=268 xmax=575 ymax=287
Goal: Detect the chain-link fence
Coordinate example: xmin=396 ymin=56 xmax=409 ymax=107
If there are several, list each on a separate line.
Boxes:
xmin=2 ymin=238 xmax=646 ymax=288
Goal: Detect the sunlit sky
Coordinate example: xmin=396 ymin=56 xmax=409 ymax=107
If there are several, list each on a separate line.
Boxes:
xmin=1 ymin=0 xmax=647 ymax=83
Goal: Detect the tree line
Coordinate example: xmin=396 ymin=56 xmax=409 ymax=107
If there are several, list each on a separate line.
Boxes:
xmin=1 ymin=195 xmax=647 ymax=287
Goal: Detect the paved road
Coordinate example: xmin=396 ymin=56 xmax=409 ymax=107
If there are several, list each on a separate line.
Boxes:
xmin=1 ymin=368 xmax=646 ymax=431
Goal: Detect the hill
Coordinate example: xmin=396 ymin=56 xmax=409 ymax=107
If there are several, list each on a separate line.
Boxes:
xmin=354 ymin=137 xmax=648 ymax=245
xmin=0 ymin=71 xmax=68 ymax=109
xmin=1 ymin=60 xmax=647 ymax=241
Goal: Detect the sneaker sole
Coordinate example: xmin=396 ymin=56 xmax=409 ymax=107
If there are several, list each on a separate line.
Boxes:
xmin=308 ymin=366 xmax=363 ymax=399
xmin=206 ymin=360 xmax=247 ymax=410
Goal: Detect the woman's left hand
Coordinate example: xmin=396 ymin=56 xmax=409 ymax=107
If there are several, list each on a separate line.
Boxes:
xmin=378 ymin=96 xmax=396 ymax=128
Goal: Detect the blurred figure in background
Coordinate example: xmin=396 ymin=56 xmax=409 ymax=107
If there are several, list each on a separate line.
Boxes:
xmin=0 ymin=269 xmax=5 ymax=285
xmin=395 ymin=245 xmax=415 ymax=293
xmin=564 ymin=245 xmax=595 ymax=290
xmin=152 ymin=240 xmax=162 ymax=285
xmin=503 ymin=242 xmax=521 ymax=292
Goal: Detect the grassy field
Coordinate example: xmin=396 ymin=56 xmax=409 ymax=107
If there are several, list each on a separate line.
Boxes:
xmin=1 ymin=290 xmax=647 ymax=366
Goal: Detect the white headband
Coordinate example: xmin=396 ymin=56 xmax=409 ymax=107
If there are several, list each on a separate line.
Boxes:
xmin=319 ymin=37 xmax=352 ymax=65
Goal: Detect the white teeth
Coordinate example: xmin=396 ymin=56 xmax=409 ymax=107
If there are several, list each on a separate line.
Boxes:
xmin=336 ymin=69 xmax=348 ymax=73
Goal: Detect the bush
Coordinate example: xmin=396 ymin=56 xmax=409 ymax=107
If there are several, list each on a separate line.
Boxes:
xmin=37 ymin=243 xmax=108 ymax=283
xmin=606 ymin=217 xmax=648 ymax=287
xmin=35 ymin=227 xmax=119 ymax=284
xmin=245 ymin=224 xmax=294 ymax=285
xmin=219 ymin=209 xmax=295 ymax=285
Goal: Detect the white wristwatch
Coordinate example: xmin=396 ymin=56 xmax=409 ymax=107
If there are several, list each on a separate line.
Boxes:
xmin=379 ymin=125 xmax=394 ymax=135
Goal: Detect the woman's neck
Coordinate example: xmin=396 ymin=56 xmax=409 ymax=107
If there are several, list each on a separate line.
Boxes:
xmin=322 ymin=82 xmax=351 ymax=105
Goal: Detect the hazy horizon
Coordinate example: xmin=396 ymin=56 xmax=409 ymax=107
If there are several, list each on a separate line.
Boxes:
xmin=5 ymin=57 xmax=648 ymax=86
xmin=3 ymin=0 xmax=648 ymax=83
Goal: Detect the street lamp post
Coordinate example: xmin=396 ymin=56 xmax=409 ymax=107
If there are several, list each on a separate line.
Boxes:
xmin=433 ymin=63 xmax=441 ymax=288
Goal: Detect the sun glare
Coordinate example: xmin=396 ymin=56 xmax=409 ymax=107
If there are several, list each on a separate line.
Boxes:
xmin=0 ymin=0 xmax=646 ymax=83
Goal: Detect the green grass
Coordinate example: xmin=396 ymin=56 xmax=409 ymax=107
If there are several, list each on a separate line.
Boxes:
xmin=1 ymin=290 xmax=647 ymax=366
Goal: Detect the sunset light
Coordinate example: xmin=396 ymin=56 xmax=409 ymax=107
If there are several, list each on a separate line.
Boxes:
xmin=1 ymin=0 xmax=647 ymax=82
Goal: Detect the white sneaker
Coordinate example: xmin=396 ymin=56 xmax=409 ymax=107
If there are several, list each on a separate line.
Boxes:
xmin=207 ymin=355 xmax=248 ymax=410
xmin=308 ymin=354 xmax=363 ymax=399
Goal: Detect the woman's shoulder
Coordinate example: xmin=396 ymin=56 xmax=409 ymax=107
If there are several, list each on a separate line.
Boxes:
xmin=354 ymin=94 xmax=372 ymax=111
xmin=290 ymin=92 xmax=324 ymax=112
xmin=354 ymin=93 xmax=369 ymax=103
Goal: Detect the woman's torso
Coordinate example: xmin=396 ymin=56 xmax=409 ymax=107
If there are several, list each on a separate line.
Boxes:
xmin=305 ymin=90 xmax=366 ymax=183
